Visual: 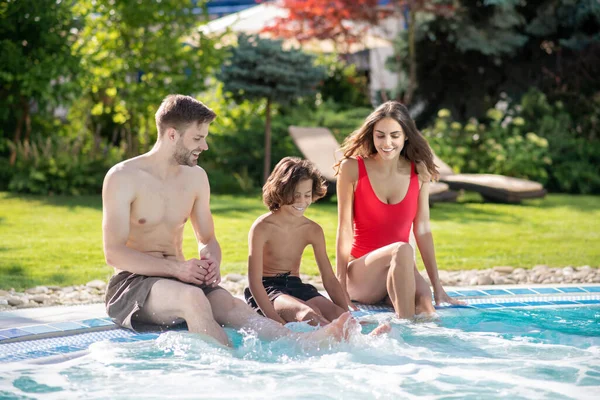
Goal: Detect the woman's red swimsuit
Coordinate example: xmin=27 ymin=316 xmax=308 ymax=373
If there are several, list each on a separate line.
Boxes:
xmin=350 ymin=156 xmax=420 ymax=259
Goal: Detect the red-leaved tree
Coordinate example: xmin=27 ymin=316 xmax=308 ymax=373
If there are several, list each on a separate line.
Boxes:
xmin=263 ymin=0 xmax=455 ymax=104
xmin=262 ymin=0 xmax=381 ymax=54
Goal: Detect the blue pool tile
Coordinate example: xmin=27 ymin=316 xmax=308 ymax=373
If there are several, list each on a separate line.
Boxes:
xmin=0 ymin=328 xmax=30 ymax=340
xmin=550 ymin=300 xmax=580 ymax=305
xmin=507 ymin=288 xmax=536 ymax=295
xmin=445 ymin=291 xmax=464 ymax=297
xmin=532 ymin=288 xmax=560 ymax=294
xmin=110 ymin=337 xmax=136 ymax=343
xmin=48 ymin=322 xmax=87 ymax=331
xmin=472 ymin=303 xmax=503 ymax=309
xmin=522 ymin=302 xmax=553 ymax=307
xmin=80 ymin=318 xmax=116 ymax=328
xmin=482 ymin=289 xmax=512 ymax=296
xmin=131 ymin=333 xmax=160 ymax=341
xmin=24 ymin=350 xmax=58 ymax=359
xmin=0 ymin=354 xmax=29 ymax=363
xmin=22 ymin=325 xmax=62 ymax=335
xmin=444 ymin=304 xmax=474 ymax=309
xmin=582 ymin=286 xmax=600 ymax=293
xmin=53 ymin=345 xmax=88 ymax=354
xmin=456 ymin=290 xmax=487 ymax=297
xmin=498 ymin=302 xmax=528 ymax=307
xmin=578 ymin=300 xmax=600 ymax=305
xmin=556 ymin=287 xmax=585 ymax=293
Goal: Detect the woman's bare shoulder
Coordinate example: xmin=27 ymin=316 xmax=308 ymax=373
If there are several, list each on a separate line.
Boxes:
xmin=339 ymin=158 xmax=359 ymax=181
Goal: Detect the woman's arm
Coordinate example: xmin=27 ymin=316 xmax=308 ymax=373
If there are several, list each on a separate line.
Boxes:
xmin=247 ymin=222 xmax=287 ymax=324
xmin=311 ymin=224 xmax=353 ymax=310
xmin=335 ymin=159 xmax=358 ymax=307
xmin=413 ymin=181 xmax=464 ymax=305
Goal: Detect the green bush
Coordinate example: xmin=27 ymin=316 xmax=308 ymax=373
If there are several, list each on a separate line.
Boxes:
xmin=423 ymin=105 xmax=551 ymax=184
xmin=200 ymin=91 xmax=373 ymax=193
xmin=0 ymin=139 xmax=12 ymax=190
xmin=519 ymin=89 xmax=600 ymax=194
xmin=7 ymin=136 xmax=125 ymax=195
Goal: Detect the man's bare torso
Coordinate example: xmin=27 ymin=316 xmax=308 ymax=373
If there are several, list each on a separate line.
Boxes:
xmin=115 ymin=155 xmax=202 ymax=264
xmin=256 ymin=212 xmax=316 ymax=277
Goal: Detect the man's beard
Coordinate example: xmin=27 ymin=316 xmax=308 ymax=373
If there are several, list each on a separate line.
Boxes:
xmin=173 ymin=138 xmax=197 ymax=167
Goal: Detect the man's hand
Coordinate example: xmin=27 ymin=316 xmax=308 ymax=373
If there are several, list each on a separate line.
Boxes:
xmin=201 ymin=257 xmax=221 ymax=287
xmin=434 ymin=285 xmax=466 ymax=306
xmin=176 ymin=258 xmax=215 ymax=287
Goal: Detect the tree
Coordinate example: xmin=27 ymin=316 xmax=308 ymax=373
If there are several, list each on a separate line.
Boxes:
xmin=0 ymin=0 xmax=81 ymax=164
xmin=218 ymin=34 xmax=326 ymax=182
xmin=71 ymin=0 xmax=222 ymax=155
xmin=400 ymin=0 xmax=600 ymax=124
xmin=262 ymin=0 xmax=380 ymax=54
xmin=264 ymin=0 xmax=455 ymax=105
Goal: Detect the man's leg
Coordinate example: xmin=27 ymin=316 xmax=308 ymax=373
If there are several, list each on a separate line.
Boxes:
xmin=205 ymin=289 xmax=354 ymax=343
xmin=135 ymin=279 xmax=230 ymax=346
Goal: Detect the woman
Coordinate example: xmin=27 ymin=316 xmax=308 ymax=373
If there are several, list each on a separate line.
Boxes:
xmin=335 ymin=101 xmax=463 ymax=318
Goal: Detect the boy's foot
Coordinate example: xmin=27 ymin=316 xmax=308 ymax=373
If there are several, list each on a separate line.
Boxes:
xmin=305 ymin=312 xmax=356 ymax=343
xmin=369 ymin=322 xmax=392 ymax=336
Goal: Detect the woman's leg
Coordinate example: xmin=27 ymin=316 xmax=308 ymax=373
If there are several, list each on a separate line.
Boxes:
xmin=414 ymin=266 xmax=435 ymax=314
xmin=273 ymin=294 xmax=330 ymax=326
xmin=347 ymin=242 xmax=416 ymax=319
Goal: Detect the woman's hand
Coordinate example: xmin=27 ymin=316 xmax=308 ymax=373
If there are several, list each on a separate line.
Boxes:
xmin=434 ymin=285 xmax=467 ymax=306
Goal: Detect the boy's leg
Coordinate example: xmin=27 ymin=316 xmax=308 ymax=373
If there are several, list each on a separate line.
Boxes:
xmin=306 ymin=296 xmax=346 ymax=322
xmin=205 ymin=289 xmax=353 ymax=342
xmin=273 ymin=294 xmax=330 ymax=326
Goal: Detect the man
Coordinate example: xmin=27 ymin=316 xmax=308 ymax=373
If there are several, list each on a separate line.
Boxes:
xmin=102 ymin=94 xmax=351 ymax=347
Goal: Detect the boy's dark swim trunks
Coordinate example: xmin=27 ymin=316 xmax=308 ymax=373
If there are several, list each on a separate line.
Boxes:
xmin=244 ymin=272 xmax=323 ymax=314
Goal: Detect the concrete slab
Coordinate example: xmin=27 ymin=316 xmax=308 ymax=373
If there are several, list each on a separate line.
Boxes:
xmin=0 ymin=303 xmax=107 ymax=330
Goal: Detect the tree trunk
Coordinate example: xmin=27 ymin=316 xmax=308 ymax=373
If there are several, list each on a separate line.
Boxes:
xmin=263 ymin=98 xmax=272 ymax=184
xmin=404 ymin=8 xmax=418 ymax=105
xmin=9 ymin=97 xmax=28 ymax=165
xmin=23 ymin=100 xmax=31 ymax=144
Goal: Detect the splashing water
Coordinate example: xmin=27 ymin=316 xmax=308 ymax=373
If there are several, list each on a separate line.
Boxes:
xmin=1 ymin=306 xmax=598 ymax=399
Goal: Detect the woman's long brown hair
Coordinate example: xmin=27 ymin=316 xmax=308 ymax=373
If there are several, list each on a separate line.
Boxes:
xmin=334 ymin=101 xmax=439 ymax=179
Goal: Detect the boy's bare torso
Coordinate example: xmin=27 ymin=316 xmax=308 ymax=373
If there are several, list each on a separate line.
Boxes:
xmin=256 ymin=213 xmax=316 ymax=277
xmin=115 ymin=156 xmax=203 ymax=265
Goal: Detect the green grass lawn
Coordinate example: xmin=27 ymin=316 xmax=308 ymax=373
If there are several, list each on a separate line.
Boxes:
xmin=1 ymin=191 xmax=599 ymax=290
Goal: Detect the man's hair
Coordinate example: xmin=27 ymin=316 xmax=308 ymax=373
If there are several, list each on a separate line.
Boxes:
xmin=155 ymin=94 xmax=216 ymax=136
xmin=263 ymin=157 xmax=327 ymax=211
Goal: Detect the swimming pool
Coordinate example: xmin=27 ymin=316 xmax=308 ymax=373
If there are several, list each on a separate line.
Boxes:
xmin=1 ymin=286 xmax=599 ymax=399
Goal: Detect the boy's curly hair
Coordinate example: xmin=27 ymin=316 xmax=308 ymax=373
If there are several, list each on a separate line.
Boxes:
xmin=263 ymin=157 xmax=327 ymax=211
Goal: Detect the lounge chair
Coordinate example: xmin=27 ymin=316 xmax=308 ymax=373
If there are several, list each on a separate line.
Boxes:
xmin=288 ymin=126 xmax=458 ymax=204
xmin=433 ymin=155 xmax=547 ymax=203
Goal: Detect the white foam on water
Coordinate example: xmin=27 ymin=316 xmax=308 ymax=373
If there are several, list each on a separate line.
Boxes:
xmin=1 ymin=308 xmax=599 ymax=399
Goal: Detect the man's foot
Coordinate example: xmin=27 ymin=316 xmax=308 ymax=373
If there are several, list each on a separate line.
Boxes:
xmin=369 ymin=322 xmax=392 ymax=336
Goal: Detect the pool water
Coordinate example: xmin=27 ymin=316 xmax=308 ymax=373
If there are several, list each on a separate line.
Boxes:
xmin=1 ymin=306 xmax=599 ymax=399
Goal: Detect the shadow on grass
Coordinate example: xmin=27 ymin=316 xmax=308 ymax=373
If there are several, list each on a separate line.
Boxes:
xmin=520 ymin=194 xmax=600 ymax=213
xmin=0 ymin=265 xmax=27 ymax=290
xmin=452 ymin=191 xmax=600 ymax=213
xmin=3 ymin=192 xmax=102 ymax=211
xmin=431 ymin=202 xmax=517 ymax=223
